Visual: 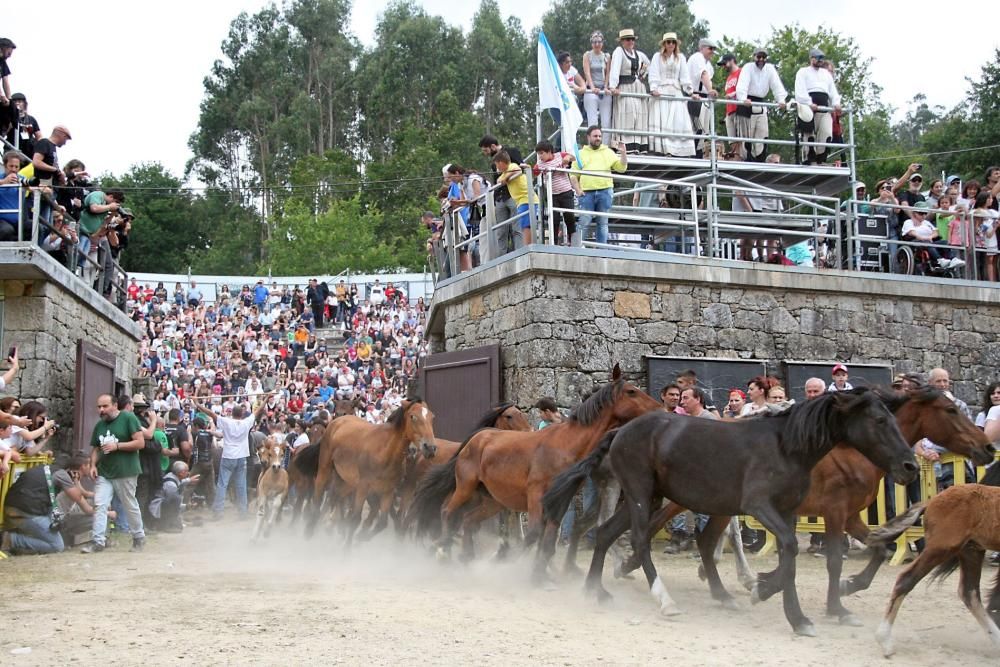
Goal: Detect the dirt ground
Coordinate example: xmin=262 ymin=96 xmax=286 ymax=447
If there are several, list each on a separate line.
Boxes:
xmin=1 ymin=513 xmax=996 ymax=666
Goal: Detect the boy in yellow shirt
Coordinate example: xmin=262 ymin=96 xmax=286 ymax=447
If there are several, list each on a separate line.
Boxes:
xmin=493 ymin=151 xmax=537 ymax=246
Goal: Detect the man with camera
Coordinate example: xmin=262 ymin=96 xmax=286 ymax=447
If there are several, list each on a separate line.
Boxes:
xmin=77 ymin=188 xmax=124 ymax=285
xmin=1 ymin=453 xmax=94 ymax=555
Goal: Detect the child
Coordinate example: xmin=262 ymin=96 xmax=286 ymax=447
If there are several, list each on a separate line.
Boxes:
xmin=534 ymin=397 xmax=563 ymax=429
xmin=493 ymin=151 xmax=535 ymax=246
xmin=828 ymin=363 xmax=853 ymax=392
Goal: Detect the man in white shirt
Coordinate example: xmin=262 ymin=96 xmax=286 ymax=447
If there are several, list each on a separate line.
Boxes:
xmin=686 ymin=38 xmax=718 ymax=159
xmin=901 ymin=201 xmax=965 ymax=270
xmin=735 ymin=47 xmax=788 ymax=162
xmin=793 ymin=48 xmax=841 ymax=165
xmin=195 ymin=397 xmax=269 ymax=519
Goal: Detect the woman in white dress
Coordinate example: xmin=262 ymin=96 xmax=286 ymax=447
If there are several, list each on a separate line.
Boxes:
xmin=647 ymin=32 xmax=695 ymax=156
xmin=608 ymin=28 xmax=650 ymax=153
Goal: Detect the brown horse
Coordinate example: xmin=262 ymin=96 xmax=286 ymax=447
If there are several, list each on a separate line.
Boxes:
xmin=410 ymin=367 xmax=661 ymax=580
xmin=252 ymin=436 xmax=288 ymax=541
xmin=625 ymin=386 xmax=995 ymax=624
xmin=870 ymin=464 xmax=1000 ymax=657
xmin=302 ymin=399 xmax=436 ymax=544
xmin=396 ymin=402 xmax=531 ymax=532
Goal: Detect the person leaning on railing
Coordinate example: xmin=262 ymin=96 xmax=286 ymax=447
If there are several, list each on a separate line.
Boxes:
xmin=569 ymin=125 xmax=628 ymax=246
xmin=0 ymin=149 xmax=25 ymax=240
xmin=77 ymin=187 xmax=124 ymax=287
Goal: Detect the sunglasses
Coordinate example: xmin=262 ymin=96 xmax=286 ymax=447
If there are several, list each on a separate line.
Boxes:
xmin=622 ymin=37 xmax=636 ymax=41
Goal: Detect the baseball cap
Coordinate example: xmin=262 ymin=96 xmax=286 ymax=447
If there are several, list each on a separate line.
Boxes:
xmin=809 ymin=48 xmax=825 ymax=59
xmin=718 ymin=53 xmax=736 ymax=65
xmin=831 ymin=363 xmax=848 ymax=375
xmin=909 ymin=173 xmax=923 ymax=182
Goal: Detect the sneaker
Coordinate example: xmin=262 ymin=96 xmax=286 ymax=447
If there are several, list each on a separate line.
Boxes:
xmin=81 ymin=542 xmax=105 ymax=554
xmin=663 ymin=532 xmax=691 ymax=555
xmin=990 ymin=552 xmax=1000 ymax=567
xmin=948 ymin=258 xmax=966 ymax=269
xmin=937 ymin=258 xmax=950 ymax=268
xmin=130 ymin=537 xmax=146 ymax=552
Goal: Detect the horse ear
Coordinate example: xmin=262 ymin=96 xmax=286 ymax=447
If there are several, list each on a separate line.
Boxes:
xmin=612 ymin=363 xmax=621 ymax=381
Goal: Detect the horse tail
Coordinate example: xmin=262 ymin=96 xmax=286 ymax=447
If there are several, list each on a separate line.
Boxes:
xmin=866 ymin=502 xmax=927 ymax=547
xmin=928 ymin=556 xmax=961 ymax=585
xmin=292 ymin=443 xmax=321 ymax=478
xmin=541 ymin=428 xmax=619 ymax=524
xmin=410 ymin=457 xmax=460 ymax=538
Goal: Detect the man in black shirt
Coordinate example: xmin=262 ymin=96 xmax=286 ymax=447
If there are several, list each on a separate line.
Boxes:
xmin=479 ymin=135 xmax=524 ymax=257
xmin=2 ymin=453 xmax=92 ymax=555
xmin=307 ymin=278 xmax=325 ymax=329
xmin=7 ymin=93 xmax=41 ymax=157
xmin=32 ymin=125 xmax=71 ymax=186
xmin=0 ymin=38 xmax=14 ymax=115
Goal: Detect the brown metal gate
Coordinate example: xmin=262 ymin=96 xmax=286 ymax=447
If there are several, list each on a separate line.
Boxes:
xmin=419 ymin=344 xmax=501 ymax=442
xmin=73 ymin=341 xmax=117 ymax=455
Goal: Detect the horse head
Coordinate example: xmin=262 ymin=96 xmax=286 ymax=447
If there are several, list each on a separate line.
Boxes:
xmin=829 ymin=389 xmax=918 ymax=483
xmin=610 ymin=379 xmax=662 ymax=425
xmin=258 ymin=436 xmax=286 ymax=472
xmin=896 ymin=387 xmax=995 ymax=466
xmin=496 ymin=404 xmax=532 ymax=432
xmin=395 ymin=399 xmax=436 ymax=460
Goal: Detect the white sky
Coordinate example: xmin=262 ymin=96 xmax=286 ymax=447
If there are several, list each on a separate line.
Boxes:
xmin=3 ymin=1 xmax=993 ymax=181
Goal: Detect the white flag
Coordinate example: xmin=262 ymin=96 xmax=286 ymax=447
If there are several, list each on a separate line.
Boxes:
xmin=538 ymin=31 xmax=583 ymax=163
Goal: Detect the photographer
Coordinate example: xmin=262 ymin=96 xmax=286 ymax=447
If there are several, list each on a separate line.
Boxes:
xmin=76 ymin=188 xmax=124 ymax=284
xmin=1 ymin=453 xmax=93 ymax=555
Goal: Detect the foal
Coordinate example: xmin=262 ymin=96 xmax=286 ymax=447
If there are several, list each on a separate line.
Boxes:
xmin=870 ymin=464 xmax=1000 ymax=657
xmin=253 ymin=437 xmax=289 ymax=541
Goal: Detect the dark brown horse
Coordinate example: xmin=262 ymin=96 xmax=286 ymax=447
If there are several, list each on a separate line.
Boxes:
xmin=396 ymin=402 xmax=531 ymax=531
xmin=410 ymin=366 xmax=662 ymax=580
xmin=621 ymin=387 xmax=995 ymax=625
xmin=299 ymin=399 xmax=436 ymax=544
xmin=870 ymin=464 xmax=1000 ymax=657
xmin=543 ymin=388 xmax=918 ymax=636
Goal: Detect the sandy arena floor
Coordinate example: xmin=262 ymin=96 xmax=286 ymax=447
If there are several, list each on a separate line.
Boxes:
xmin=1 ymin=513 xmax=996 ymax=665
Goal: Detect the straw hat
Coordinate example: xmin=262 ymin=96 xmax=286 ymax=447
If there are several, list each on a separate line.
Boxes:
xmin=660 ymin=32 xmax=678 ymax=45
xmin=618 ymin=29 xmax=636 ymax=41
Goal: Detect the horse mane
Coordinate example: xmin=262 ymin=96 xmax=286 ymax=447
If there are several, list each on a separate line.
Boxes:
xmin=872 ymin=385 xmax=944 ymax=413
xmin=387 ymin=397 xmax=424 ymax=429
xmin=569 ymin=381 xmax=622 ymax=426
xmin=472 ymin=402 xmax=516 ymax=431
xmin=777 ymin=389 xmax=872 ymax=459
xmin=980 ymin=462 xmax=1000 ymax=487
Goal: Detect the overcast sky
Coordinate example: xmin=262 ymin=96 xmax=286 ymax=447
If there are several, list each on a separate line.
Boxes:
xmin=3 ymin=1 xmax=994 ymax=182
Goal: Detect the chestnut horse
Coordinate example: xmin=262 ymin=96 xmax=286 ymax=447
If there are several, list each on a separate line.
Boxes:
xmin=622 ymin=387 xmax=995 ymax=625
xmin=252 ymin=436 xmax=288 ymax=541
xmin=410 ymin=367 xmax=661 ymax=580
xmin=396 ymin=402 xmax=531 ymax=531
xmin=870 ymin=464 xmax=1000 ymax=657
xmin=302 ymin=399 xmax=436 ymax=544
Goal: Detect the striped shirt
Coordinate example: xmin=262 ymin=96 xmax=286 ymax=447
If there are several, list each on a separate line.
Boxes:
xmin=535 ymin=154 xmax=573 ymax=195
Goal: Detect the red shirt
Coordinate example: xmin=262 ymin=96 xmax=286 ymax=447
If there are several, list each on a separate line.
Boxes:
xmin=287 ymin=397 xmax=304 ymax=414
xmin=724 ymin=67 xmax=741 ymax=116
xmin=127 ymin=283 xmax=140 ymax=300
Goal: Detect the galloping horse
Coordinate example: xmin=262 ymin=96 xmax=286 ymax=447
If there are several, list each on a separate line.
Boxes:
xmin=410 ymin=366 xmax=661 ymax=579
xmin=252 ymin=436 xmax=289 ymax=541
xmin=543 ymin=389 xmax=918 ymax=636
xmin=302 ymin=399 xmax=436 ymax=544
xmin=870 ymin=464 xmax=1000 ymax=657
xmin=620 ymin=386 xmax=995 ymax=625
xmin=396 ymin=402 xmax=531 ymax=532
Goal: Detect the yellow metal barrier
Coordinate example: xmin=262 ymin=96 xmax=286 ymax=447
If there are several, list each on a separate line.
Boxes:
xmin=743 ymin=453 xmax=997 ymax=565
xmin=0 ymin=454 xmax=55 ymax=529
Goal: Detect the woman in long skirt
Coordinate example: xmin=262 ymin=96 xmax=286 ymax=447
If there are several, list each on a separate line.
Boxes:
xmin=647 ymin=32 xmax=696 ymax=157
xmin=608 ymin=28 xmax=650 ymax=153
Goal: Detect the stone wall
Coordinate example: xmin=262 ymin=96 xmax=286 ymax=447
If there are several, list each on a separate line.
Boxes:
xmin=428 ymin=249 xmax=1000 ymax=412
xmin=1 ymin=277 xmax=139 ymax=452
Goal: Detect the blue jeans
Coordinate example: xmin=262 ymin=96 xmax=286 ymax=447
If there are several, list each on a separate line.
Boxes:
xmin=212 ymin=457 xmax=248 ymax=516
xmin=6 ymin=513 xmax=64 ymax=555
xmin=671 ymin=510 xmax=708 ymax=535
xmin=576 ymin=188 xmax=613 ymax=246
xmin=92 ymin=475 xmax=145 ymax=545
xmin=560 ymin=477 xmax=599 ymax=540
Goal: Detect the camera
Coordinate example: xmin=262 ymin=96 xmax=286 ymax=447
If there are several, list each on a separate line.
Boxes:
xmin=49 ymin=509 xmax=65 ymax=533
xmin=914 ymin=163 xmax=923 ymax=172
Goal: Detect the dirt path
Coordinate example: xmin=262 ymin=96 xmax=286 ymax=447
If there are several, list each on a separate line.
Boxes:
xmin=1 ymin=518 xmax=993 ymax=665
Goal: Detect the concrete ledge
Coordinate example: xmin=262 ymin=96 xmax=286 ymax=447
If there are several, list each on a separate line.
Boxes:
xmin=0 ymin=244 xmax=141 ymax=340
xmin=429 ymin=246 xmax=1000 ymax=335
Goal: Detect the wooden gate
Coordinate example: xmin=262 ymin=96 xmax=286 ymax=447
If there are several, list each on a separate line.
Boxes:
xmin=73 ymin=341 xmax=117 ymax=455
xmin=419 ymin=345 xmax=501 ymax=442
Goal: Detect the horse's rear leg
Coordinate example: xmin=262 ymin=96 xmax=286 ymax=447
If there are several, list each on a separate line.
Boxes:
xmin=726 ymin=516 xmax=758 ymax=589
xmin=343 ymin=489 xmax=367 ymax=550
xmin=437 ymin=476 xmax=478 ymax=557
xmin=585 ymin=504 xmax=631 ymax=604
xmin=821 ymin=510 xmax=861 ymax=626
xmin=629 ymin=491 xmax=679 ymax=617
xmin=750 ymin=507 xmax=812 ymax=636
xmin=876 ymin=546 xmax=955 ymax=657
xmin=251 ymin=496 xmax=266 ymax=542
xmin=564 ymin=478 xmax=602 ymax=576
xmin=621 ymin=499 xmax=681 ymax=576
xmin=360 ymin=493 xmax=395 ymax=541
xmin=459 ymin=496 xmax=503 ymax=563
xmin=841 ymin=513 xmax=883 ymax=596
xmin=696 ymin=515 xmax=739 ymax=610
xmin=957 ymin=547 xmax=1000 ymax=649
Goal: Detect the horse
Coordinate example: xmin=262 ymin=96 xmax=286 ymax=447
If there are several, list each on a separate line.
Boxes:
xmin=396 ymin=402 xmax=531 ymax=533
xmin=301 ymin=399 xmax=436 ymax=545
xmin=542 ymin=388 xmax=918 ymax=636
xmin=870 ymin=464 xmax=1000 ymax=657
xmin=252 ymin=436 xmax=289 ymax=541
xmin=619 ymin=386 xmax=996 ymax=625
xmin=409 ymin=365 xmax=662 ymax=580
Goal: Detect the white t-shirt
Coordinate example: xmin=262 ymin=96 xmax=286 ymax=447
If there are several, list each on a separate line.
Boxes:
xmin=217 ymin=415 xmax=256 ymax=459
xmin=975 ymin=404 xmax=1000 ymax=428
xmin=900 ymin=219 xmax=937 ymax=241
xmin=292 ymin=432 xmax=310 ymax=450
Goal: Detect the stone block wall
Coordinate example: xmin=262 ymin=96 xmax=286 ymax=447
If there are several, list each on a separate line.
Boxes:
xmin=430 ymin=255 xmax=1000 ymax=413
xmin=2 ymin=278 xmax=139 ymax=452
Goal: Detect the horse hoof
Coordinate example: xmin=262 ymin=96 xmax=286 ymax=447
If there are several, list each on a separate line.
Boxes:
xmin=720 ymin=598 xmax=742 ymax=612
xmin=697 ymin=564 xmax=706 ymax=581
xmin=435 ymin=547 xmax=449 ymax=562
xmin=793 ymin=622 xmax=817 ymax=637
xmin=739 ymin=577 xmax=756 ymax=592
xmin=564 ymin=564 xmax=584 ymax=578
xmin=875 ymin=623 xmax=894 ymax=657
xmin=839 ymin=578 xmax=855 ymax=596
xmin=750 ymin=583 xmax=762 ymax=605
xmin=839 ymin=613 xmax=863 ymax=627
xmin=659 ymin=603 xmax=683 ymax=617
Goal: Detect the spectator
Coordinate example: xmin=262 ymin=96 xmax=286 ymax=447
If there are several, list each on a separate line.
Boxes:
xmin=739 ymin=375 xmax=771 ymax=417
xmin=972 ymin=191 xmax=999 ymax=281
xmin=735 ymin=46 xmax=787 ymax=162
xmin=534 ymin=397 xmax=563 ymax=429
xmin=444 ymin=164 xmax=474 ymax=271
xmin=533 ymin=140 xmax=576 ymax=245
xmin=608 ymin=29 xmax=650 ymax=154
xmin=82 ymin=394 xmax=147 ymax=553
xmin=803 ymin=377 xmax=826 ymax=400
xmin=793 ymin=48 xmax=841 ymax=165
xmin=975 ymin=382 xmax=1000 ymax=442
xmin=77 ymin=187 xmax=123 ymax=274
xmin=680 ymin=386 xmax=718 ymax=419
xmin=1 ymin=452 xmax=94 ymax=556
xmin=149 ymin=461 xmax=198 ymax=532
xmin=0 ymin=150 xmax=26 ymax=240
xmin=7 ymin=93 xmax=41 ymax=158
xmin=550 ymin=52 xmax=586 ymax=151
xmin=724 ymin=389 xmax=746 ymax=418
xmin=686 ymin=38 xmax=718 ymax=159
xmin=647 ymin=32 xmax=695 ymax=157
xmin=479 ymin=135 xmax=523 ymax=255
xmin=307 ymin=278 xmax=325 ymax=328
xmin=892 ymin=165 xmax=925 ymax=227
xmin=11 ymin=400 xmax=57 ymax=456
xmin=570 ymin=125 xmax=628 ymax=246
xmin=718 ymin=53 xmax=743 ymax=158
xmin=187 ymin=281 xmax=203 ymax=308
xmin=31 ymin=125 xmax=71 ymax=187
xmin=902 ymin=201 xmax=964 ymax=271
xmin=195 ymin=397 xmax=268 ymax=520
xmin=581 ymin=32 xmax=612 ymax=144
xmin=0 ymin=38 xmax=14 ymax=112
xmin=492 ymin=151 xmax=534 ymax=246
xmin=828 ymin=363 xmax=853 ymax=392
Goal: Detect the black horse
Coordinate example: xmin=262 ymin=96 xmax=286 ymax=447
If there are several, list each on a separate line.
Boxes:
xmin=542 ymin=388 xmax=919 ymax=636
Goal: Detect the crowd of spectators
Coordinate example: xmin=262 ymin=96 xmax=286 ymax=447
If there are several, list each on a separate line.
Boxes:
xmin=0 ymin=36 xmax=134 ymax=302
